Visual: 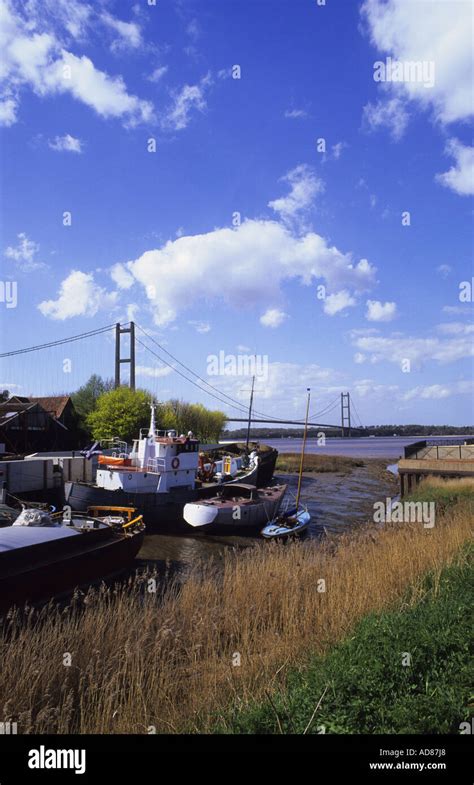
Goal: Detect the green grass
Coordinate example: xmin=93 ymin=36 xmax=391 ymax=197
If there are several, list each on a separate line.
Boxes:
xmin=276 ymin=452 xmax=364 ymax=473
xmin=218 ymin=548 xmax=473 ymax=734
xmin=407 ymin=479 xmax=474 ymax=516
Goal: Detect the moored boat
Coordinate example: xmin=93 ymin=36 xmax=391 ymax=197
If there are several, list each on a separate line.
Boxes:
xmin=261 ymin=388 xmax=312 ymax=540
xmin=65 ymin=404 xmax=278 ymax=532
xmin=183 ymin=482 xmax=287 ymax=532
xmin=0 ymin=506 xmax=144 ymax=613
xmin=261 ymin=506 xmax=311 ymax=539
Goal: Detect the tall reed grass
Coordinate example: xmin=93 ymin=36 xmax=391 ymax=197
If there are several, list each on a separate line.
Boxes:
xmin=0 ymin=499 xmax=472 ymax=734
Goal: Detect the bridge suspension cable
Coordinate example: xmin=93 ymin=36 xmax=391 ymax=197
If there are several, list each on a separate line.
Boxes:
xmin=0 ymin=324 xmax=116 ymax=358
xmin=135 ymin=323 xmax=343 ymax=425
xmin=350 ymin=396 xmax=364 ymax=429
xmin=135 ymin=323 xmax=286 ymax=422
xmin=135 ymin=336 xmax=251 ymax=416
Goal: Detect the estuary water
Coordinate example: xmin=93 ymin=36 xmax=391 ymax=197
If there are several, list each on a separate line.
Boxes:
xmin=258 ymin=435 xmax=467 ymax=459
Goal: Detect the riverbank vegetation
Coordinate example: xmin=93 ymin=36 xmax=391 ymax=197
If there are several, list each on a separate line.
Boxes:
xmin=276 ymin=452 xmax=364 ymax=473
xmin=1 ymin=493 xmax=471 ymax=734
xmin=407 ymin=477 xmax=474 ymax=513
xmin=220 ymin=551 xmax=472 ymax=733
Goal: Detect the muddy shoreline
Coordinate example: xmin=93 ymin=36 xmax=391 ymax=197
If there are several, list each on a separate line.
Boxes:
xmin=136 ymin=458 xmax=399 ymax=579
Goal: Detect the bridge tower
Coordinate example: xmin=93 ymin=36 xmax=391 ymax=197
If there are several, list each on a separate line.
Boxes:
xmin=115 ymin=322 xmax=136 ymax=390
xmin=340 ymin=392 xmax=351 ymax=437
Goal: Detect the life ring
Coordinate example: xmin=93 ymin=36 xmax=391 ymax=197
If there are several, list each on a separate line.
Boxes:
xmin=171 ymin=457 xmax=180 ymax=470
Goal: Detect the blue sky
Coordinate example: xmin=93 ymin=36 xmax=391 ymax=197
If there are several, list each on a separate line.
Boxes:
xmin=0 ymin=0 xmax=473 ymax=426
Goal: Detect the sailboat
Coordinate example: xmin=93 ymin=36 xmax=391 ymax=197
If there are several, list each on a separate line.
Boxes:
xmin=261 ymin=388 xmax=312 ymax=539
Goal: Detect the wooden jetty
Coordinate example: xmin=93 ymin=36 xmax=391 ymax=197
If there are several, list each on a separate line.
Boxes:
xmin=398 ymin=439 xmax=474 ymax=497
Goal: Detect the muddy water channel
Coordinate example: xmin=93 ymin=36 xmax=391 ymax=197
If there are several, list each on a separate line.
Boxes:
xmin=136 ymin=459 xmax=398 ymax=581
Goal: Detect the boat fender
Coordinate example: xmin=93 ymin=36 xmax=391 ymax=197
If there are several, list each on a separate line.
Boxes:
xmin=171 ymin=457 xmax=180 ymax=469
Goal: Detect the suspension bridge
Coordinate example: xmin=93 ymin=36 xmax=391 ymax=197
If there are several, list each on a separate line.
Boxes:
xmin=0 ymin=321 xmax=366 ymax=436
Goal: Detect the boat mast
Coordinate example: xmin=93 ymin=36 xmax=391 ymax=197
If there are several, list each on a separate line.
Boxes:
xmin=245 ymin=375 xmax=255 ymax=449
xmin=148 ymin=401 xmax=156 ymax=438
xmin=295 ymin=388 xmax=311 ymax=509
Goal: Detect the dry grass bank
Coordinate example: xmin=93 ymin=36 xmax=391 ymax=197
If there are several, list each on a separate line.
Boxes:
xmin=276 ymin=452 xmax=364 ymax=473
xmin=0 ymin=501 xmax=472 ymax=734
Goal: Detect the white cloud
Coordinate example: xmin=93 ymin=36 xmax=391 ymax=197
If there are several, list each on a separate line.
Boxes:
xmin=436 ymin=322 xmax=474 ymax=336
xmin=323 ymin=290 xmax=356 ymax=316
xmin=136 ymin=365 xmax=173 ymax=378
xmin=354 ymin=352 xmax=366 ymax=364
xmin=4 ymin=232 xmax=45 ymax=271
xmin=402 ymin=381 xmax=474 ymax=401
xmin=123 ymin=218 xmax=376 ymax=326
xmin=442 ymin=305 xmax=473 ymax=315
xmin=350 ymin=329 xmax=474 ymax=366
xmin=100 ymin=11 xmax=142 ymax=51
xmin=48 ymin=133 xmax=82 ymax=152
xmin=211 ymin=362 xmax=342 ymax=409
xmin=148 ymin=65 xmax=168 ymax=83
xmin=110 ymin=262 xmax=134 ymax=290
xmin=331 ymin=141 xmax=347 ymax=159
xmin=268 ymin=164 xmax=324 ymax=225
xmin=435 ymin=138 xmax=474 ymax=196
xmin=0 ymin=95 xmax=17 ymax=125
xmin=24 ymin=0 xmax=92 ymax=41
xmin=38 ymin=270 xmax=118 ymax=319
xmin=0 ymin=1 xmax=153 ymax=127
xmin=186 ymin=19 xmax=200 ymax=42
xmin=436 ymin=264 xmax=452 ymax=278
xmin=361 ymin=0 xmax=474 ymax=127
xmin=162 ymin=73 xmax=211 ymax=130
xmin=188 ymin=320 xmax=211 ymax=333
xmin=365 ymin=299 xmax=398 ymax=322
xmin=260 ymin=308 xmax=288 ymax=328
xmin=284 ymin=108 xmax=307 ymax=119
xmin=362 ymin=97 xmax=409 ymax=141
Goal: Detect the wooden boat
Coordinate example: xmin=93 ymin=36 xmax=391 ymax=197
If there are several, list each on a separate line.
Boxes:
xmin=183 ymin=483 xmax=287 ymax=532
xmin=261 ymin=388 xmax=312 ymax=540
xmin=0 ymin=506 xmax=144 ymax=613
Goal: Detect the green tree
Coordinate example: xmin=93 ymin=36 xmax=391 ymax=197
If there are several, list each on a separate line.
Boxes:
xmin=159 ymin=399 xmax=226 ymax=442
xmin=72 ymin=374 xmax=114 ymax=425
xmin=87 ymin=387 xmax=151 ymax=443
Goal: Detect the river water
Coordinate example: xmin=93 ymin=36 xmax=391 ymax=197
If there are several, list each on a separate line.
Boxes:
xmin=256 ymin=435 xmax=470 ymax=459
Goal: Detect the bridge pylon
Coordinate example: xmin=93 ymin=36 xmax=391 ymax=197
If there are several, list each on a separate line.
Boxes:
xmin=340 ymin=392 xmax=351 ymax=437
xmin=115 ymin=322 xmax=136 ymax=390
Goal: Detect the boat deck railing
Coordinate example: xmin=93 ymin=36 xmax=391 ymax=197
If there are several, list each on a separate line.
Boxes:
xmin=146 ymin=457 xmax=166 ymax=473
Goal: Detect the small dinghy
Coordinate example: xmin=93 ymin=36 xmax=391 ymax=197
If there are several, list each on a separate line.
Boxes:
xmin=261 ymin=388 xmax=312 ymax=540
xmin=0 ymin=506 xmax=144 ymax=613
xmin=261 ymin=506 xmax=310 ymax=539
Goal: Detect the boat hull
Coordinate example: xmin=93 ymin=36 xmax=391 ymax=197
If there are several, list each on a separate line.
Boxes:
xmin=183 ymin=484 xmax=287 ymax=533
xmin=65 ymin=447 xmax=279 ymax=533
xmin=261 ymin=509 xmax=311 ymax=539
xmin=0 ymin=526 xmax=144 ymax=613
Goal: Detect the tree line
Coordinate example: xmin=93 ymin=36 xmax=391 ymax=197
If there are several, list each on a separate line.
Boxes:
xmin=71 ymin=375 xmax=226 ymax=444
